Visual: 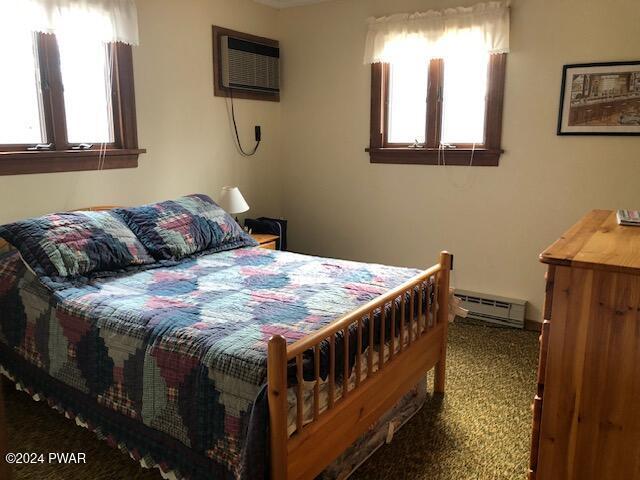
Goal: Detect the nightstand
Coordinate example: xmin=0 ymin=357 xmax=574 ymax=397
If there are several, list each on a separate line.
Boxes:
xmin=251 ymin=233 xmax=279 ymax=250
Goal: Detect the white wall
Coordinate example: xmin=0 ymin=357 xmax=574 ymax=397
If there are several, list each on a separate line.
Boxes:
xmin=0 ymin=0 xmax=283 ymax=224
xmin=278 ymin=0 xmax=640 ymax=320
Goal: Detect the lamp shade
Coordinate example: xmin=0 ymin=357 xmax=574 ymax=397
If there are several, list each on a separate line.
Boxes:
xmin=218 ymin=186 xmax=250 ymax=215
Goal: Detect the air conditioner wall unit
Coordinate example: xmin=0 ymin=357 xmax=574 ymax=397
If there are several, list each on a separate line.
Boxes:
xmin=220 ymin=35 xmax=280 ymax=94
xmin=454 ymin=289 xmax=527 ymax=329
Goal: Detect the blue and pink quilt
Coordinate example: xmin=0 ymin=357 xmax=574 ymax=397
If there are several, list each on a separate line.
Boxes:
xmin=0 ymin=245 xmax=423 ymax=479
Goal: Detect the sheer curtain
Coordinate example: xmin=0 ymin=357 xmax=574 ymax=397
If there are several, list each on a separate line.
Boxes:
xmin=0 ymin=0 xmax=139 ymax=45
xmin=363 ymin=1 xmax=510 ymax=64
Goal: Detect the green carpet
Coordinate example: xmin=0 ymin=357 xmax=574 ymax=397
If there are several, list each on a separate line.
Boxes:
xmin=4 ymin=322 xmax=539 ymax=480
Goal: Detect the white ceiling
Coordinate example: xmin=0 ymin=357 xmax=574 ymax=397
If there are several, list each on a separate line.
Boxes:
xmin=253 ymin=0 xmax=333 ymax=9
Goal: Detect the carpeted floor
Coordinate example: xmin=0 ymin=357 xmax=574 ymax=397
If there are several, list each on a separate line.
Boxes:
xmin=4 ymin=321 xmax=539 ymax=480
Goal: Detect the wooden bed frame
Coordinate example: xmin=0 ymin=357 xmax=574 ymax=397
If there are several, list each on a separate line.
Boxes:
xmin=268 ymin=251 xmax=452 ymax=480
xmin=0 ymin=206 xmax=451 ymax=480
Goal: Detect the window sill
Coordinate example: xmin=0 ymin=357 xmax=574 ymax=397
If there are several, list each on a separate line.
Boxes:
xmin=367 ymin=147 xmax=502 ymax=166
xmin=0 ymin=148 xmax=146 ymax=175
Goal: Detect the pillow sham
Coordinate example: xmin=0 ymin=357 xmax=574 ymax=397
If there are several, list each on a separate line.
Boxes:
xmin=0 ymin=240 xmax=15 ymax=258
xmin=114 ymin=194 xmax=257 ymax=260
xmin=0 ymin=210 xmax=155 ymax=280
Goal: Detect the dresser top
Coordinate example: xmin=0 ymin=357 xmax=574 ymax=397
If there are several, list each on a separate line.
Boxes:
xmin=540 ymin=209 xmax=640 ymax=274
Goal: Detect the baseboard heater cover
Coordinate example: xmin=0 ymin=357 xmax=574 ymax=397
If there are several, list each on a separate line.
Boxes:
xmin=454 ymin=289 xmax=526 ymax=329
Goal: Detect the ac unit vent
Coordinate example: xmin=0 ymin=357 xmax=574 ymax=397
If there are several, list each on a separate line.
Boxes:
xmin=221 ymin=36 xmax=280 ymax=94
xmin=454 ymin=289 xmax=527 ymax=329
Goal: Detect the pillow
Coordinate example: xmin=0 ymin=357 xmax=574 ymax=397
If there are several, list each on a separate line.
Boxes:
xmin=0 ymin=240 xmax=15 ymax=258
xmin=114 ymin=194 xmax=258 ymax=260
xmin=0 ymin=210 xmax=155 ymax=280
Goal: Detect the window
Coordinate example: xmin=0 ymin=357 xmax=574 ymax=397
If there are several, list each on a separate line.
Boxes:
xmin=0 ymin=30 xmax=46 ymax=146
xmin=364 ymin=1 xmax=509 ymax=166
xmin=387 ymin=60 xmax=428 ymax=144
xmin=0 ymin=30 xmax=143 ymax=175
xmin=368 ymin=53 xmax=506 ymax=166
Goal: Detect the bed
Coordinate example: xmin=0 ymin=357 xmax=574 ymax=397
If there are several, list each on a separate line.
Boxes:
xmin=0 ymin=198 xmax=451 ymax=480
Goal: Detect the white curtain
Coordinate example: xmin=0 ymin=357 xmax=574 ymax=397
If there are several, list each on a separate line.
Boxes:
xmin=0 ymin=0 xmax=139 ymax=45
xmin=363 ymin=1 xmax=510 ymax=64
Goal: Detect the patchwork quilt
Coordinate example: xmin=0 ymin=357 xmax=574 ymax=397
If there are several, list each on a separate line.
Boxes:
xmin=0 ymin=246 xmax=424 ymax=480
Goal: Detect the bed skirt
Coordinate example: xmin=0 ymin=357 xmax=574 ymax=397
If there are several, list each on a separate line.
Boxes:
xmin=1 ymin=359 xmax=426 ymax=480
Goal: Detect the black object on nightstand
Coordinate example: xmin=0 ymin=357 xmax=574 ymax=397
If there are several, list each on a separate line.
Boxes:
xmin=245 ymin=217 xmax=287 ymax=250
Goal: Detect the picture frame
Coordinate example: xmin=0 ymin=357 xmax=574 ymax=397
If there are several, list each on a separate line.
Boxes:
xmin=557 ymin=61 xmax=640 ymax=136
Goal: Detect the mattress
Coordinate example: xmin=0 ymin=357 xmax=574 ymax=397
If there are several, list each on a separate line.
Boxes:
xmin=0 ymin=246 xmax=430 ymax=479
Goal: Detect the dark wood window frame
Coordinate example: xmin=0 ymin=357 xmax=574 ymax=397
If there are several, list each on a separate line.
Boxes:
xmin=367 ymin=53 xmax=506 ymax=166
xmin=0 ymin=33 xmax=145 ymax=176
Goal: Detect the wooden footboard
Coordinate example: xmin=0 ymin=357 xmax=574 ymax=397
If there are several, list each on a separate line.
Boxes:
xmin=268 ymin=251 xmax=452 ymax=480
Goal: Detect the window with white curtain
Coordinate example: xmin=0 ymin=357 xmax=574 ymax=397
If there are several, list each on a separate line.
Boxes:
xmin=0 ymin=0 xmax=143 ymax=175
xmin=365 ymin=1 xmax=510 ymax=166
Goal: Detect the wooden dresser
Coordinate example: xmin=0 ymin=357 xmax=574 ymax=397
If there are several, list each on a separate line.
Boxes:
xmin=529 ymin=210 xmax=640 ymax=480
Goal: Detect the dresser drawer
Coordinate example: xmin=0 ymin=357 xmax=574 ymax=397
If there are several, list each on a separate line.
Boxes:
xmin=528 ymin=394 xmax=543 ymax=479
xmin=536 ymin=320 xmax=551 ymax=390
xmin=543 ymin=266 xmax=555 ymax=322
xmin=529 ymin=267 xmax=555 ymax=479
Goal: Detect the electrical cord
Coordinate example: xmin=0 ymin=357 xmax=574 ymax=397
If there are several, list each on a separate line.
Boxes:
xmin=229 ymin=88 xmax=260 ymax=156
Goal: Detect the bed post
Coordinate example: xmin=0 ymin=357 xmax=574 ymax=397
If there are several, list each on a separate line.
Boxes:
xmin=435 ymin=251 xmax=452 ymax=394
xmin=268 ymin=335 xmax=288 ymax=480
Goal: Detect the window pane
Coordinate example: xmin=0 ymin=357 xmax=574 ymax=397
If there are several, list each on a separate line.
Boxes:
xmin=0 ymin=30 xmax=45 ymax=144
xmin=387 ymin=61 xmax=428 ymax=144
xmin=58 ymin=34 xmax=114 ymax=144
xmin=441 ymin=53 xmax=489 ymax=145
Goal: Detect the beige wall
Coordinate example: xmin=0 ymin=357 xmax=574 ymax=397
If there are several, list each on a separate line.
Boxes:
xmin=0 ymin=0 xmax=283 ymax=224
xmin=278 ymin=0 xmax=640 ymax=321
xmin=3 ymin=0 xmax=640 ymax=321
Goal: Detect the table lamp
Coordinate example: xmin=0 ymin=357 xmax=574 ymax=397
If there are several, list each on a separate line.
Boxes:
xmin=218 ymin=186 xmax=249 ymax=220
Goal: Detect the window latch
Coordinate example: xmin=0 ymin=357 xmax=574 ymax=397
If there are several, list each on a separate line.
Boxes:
xmin=27 ymin=143 xmax=53 ymax=151
xmin=71 ymin=143 xmax=94 ymax=150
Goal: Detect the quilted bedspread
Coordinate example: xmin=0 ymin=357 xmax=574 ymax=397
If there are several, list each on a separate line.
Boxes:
xmin=0 ymin=246 xmax=423 ymax=479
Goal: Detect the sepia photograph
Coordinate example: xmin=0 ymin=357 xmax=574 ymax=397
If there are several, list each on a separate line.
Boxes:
xmin=558 ymin=61 xmax=640 ymax=135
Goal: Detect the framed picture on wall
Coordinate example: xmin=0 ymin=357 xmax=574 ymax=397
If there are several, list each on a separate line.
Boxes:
xmin=558 ymin=61 xmax=640 ymax=135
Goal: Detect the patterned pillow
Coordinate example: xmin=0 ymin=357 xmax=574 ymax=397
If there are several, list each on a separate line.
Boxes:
xmin=0 ymin=210 xmax=155 ymax=280
xmin=0 ymin=240 xmax=15 ymax=257
xmin=114 ymin=194 xmax=258 ymax=260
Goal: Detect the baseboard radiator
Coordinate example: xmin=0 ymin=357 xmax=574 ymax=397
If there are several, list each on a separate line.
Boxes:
xmin=454 ymin=289 xmax=526 ymax=329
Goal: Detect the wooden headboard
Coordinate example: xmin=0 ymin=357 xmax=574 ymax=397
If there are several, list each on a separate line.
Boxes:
xmin=0 ymin=205 xmax=121 ymax=252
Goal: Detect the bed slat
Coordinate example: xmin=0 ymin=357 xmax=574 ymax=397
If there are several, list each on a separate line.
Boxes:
xmin=418 ymin=286 xmax=424 ymax=337
xmin=409 ymin=289 xmax=415 ymax=345
xmin=356 ymin=319 xmax=362 ymax=386
xmin=400 ymin=294 xmax=406 ymax=353
xmin=342 ymin=327 xmax=349 ymax=399
xmin=313 ymin=345 xmax=320 ymax=421
xmin=367 ymin=310 xmax=374 ymax=378
xmin=390 ymin=298 xmax=396 ymax=359
xmin=296 ymin=354 xmax=303 ymax=433
xmin=329 ymin=335 xmax=335 ymax=409
xmin=378 ymin=305 xmax=386 ymax=371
